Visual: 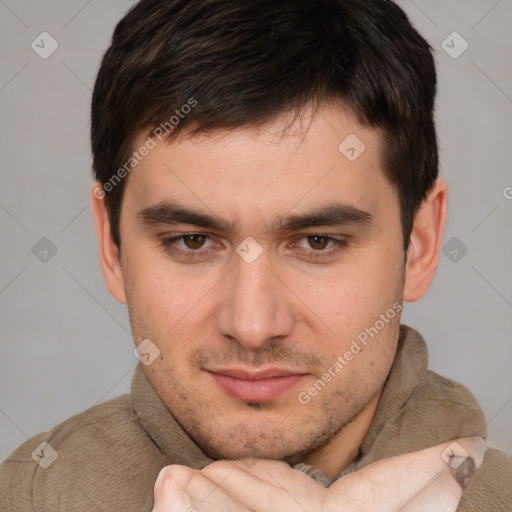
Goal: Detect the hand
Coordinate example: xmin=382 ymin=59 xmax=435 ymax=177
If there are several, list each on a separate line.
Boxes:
xmin=151 ymin=458 xmax=326 ymax=512
xmin=325 ymin=436 xmax=485 ymax=512
xmin=151 ymin=437 xmax=486 ymax=512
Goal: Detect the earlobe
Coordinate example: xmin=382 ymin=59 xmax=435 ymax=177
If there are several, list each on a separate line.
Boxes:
xmin=90 ymin=182 xmax=127 ymax=304
xmin=403 ymin=178 xmax=448 ymax=302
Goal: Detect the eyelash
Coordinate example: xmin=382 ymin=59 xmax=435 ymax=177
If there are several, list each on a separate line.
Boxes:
xmin=160 ymin=234 xmax=349 ymax=261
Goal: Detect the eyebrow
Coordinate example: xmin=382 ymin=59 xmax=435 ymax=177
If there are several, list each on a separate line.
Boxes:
xmin=138 ymin=201 xmax=373 ymax=234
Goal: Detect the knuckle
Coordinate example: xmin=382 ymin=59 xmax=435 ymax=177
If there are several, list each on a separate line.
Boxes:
xmin=154 ymin=464 xmax=193 ymax=490
xmin=201 ymin=459 xmax=244 ymax=479
xmin=153 ymin=465 xmax=199 ymax=509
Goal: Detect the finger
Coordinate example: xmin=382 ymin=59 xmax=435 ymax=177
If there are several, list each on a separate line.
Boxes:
xmin=202 ymin=459 xmax=322 ymax=491
xmin=326 ymin=437 xmax=486 ymax=511
xmin=200 ymin=459 xmax=326 ymax=511
xmin=398 ymin=471 xmax=462 ymax=512
xmin=153 ymin=465 xmax=249 ymax=512
xmin=153 ymin=465 xmax=198 ymax=512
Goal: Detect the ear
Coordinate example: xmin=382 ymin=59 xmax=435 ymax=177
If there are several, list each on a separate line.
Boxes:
xmin=403 ymin=178 xmax=448 ymax=302
xmin=91 ymin=183 xmax=127 ymax=304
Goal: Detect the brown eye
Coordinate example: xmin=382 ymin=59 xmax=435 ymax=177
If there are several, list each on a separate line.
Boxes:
xmin=306 ymin=235 xmax=330 ymax=250
xmin=289 ymin=235 xmax=348 ymax=260
xmin=182 ymin=234 xmax=208 ymax=249
xmin=160 ymin=233 xmax=219 ymax=261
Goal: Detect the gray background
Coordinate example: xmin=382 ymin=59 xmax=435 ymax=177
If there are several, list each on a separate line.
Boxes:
xmin=0 ymin=0 xmax=511 ymax=463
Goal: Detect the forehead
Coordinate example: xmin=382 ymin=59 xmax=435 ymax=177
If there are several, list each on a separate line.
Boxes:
xmin=122 ymin=102 xmax=396 ymax=229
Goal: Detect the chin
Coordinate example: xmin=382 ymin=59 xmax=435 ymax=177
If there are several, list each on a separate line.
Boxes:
xmin=202 ymin=442 xmax=289 ymax=461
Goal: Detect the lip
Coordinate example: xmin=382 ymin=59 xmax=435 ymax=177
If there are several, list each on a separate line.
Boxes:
xmin=207 ymin=367 xmax=309 ymax=402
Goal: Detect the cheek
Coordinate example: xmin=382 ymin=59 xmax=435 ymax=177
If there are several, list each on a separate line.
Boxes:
xmin=123 ymin=246 xmax=223 ymax=351
xmin=123 ymin=248 xmax=178 ymax=338
xmin=293 ymin=257 xmax=403 ymax=376
xmin=299 ymin=253 xmax=402 ymax=328
xmin=125 ymin=243 xmax=187 ymax=311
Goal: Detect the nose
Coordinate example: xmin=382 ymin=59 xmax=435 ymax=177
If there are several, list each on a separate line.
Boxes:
xmin=216 ymin=249 xmax=295 ymax=350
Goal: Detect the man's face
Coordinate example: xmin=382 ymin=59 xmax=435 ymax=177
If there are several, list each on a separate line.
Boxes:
xmin=118 ymin=103 xmax=405 ymax=461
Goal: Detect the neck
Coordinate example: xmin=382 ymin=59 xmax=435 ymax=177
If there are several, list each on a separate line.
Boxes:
xmin=299 ymin=390 xmax=382 ymax=478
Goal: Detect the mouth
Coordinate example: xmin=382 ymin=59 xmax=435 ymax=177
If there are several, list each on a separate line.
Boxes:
xmin=206 ymin=367 xmax=310 ymax=402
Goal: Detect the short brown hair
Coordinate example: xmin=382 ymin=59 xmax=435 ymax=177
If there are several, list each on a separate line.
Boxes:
xmin=91 ymin=0 xmax=438 ymax=252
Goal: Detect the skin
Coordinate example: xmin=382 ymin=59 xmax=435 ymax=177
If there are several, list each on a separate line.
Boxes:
xmin=92 ymin=101 xmax=447 ymax=506
xmin=151 ymin=437 xmax=486 ymax=511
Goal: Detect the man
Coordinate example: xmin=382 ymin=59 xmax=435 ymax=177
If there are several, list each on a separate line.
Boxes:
xmin=1 ymin=0 xmax=511 ymax=510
